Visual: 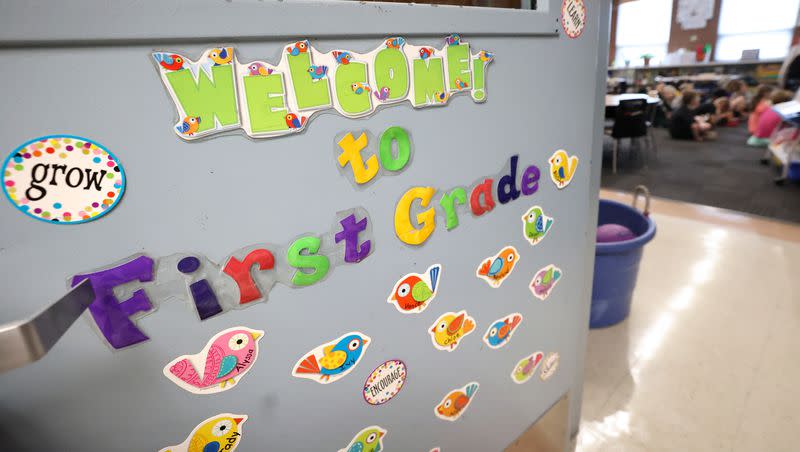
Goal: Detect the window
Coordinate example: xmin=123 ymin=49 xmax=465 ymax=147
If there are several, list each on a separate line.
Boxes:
xmin=614 ymin=0 xmax=674 ymax=67
xmin=716 ymin=0 xmax=800 ymax=61
xmin=362 ymin=0 xmax=537 ymax=9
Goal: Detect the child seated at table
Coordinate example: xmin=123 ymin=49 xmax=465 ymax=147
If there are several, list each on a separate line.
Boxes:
xmin=748 ymin=89 xmax=794 ymax=146
xmin=669 ymin=91 xmax=715 ymax=141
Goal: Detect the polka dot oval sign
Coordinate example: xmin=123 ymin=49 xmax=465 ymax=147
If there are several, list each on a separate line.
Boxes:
xmin=363 ymin=359 xmax=407 ymax=406
xmin=2 ymin=135 xmax=125 ymax=224
xmin=561 ymin=0 xmax=586 ymax=39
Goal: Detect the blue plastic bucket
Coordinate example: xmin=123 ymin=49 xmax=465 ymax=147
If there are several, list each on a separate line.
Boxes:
xmin=590 ymin=191 xmax=656 ymax=328
xmin=788 ymin=161 xmax=800 ymax=181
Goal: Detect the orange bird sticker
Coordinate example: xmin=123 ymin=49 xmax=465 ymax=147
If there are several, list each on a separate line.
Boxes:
xmin=476 ymin=246 xmax=520 ymax=288
xmin=434 ymin=382 xmax=479 ymax=421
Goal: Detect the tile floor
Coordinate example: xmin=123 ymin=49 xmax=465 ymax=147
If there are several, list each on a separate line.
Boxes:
xmin=576 ymin=191 xmax=800 ymax=452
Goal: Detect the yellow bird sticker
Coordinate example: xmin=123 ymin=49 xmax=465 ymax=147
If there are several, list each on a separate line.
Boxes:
xmin=159 ymin=413 xmax=246 ymax=452
xmin=428 ymin=310 xmax=476 ymax=352
xmin=548 ymin=149 xmax=579 ymax=188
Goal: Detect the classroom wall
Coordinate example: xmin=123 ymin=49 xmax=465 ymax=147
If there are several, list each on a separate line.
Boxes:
xmin=610 ymin=0 xmax=721 ymax=62
xmin=610 ymin=0 xmax=800 ymax=63
xmin=666 ymin=0 xmax=721 ymax=59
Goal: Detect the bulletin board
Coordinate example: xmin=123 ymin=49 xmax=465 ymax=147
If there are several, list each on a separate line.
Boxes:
xmin=0 ymin=0 xmax=609 ymax=450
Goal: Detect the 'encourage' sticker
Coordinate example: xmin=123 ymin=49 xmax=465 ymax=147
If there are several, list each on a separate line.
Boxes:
xmin=2 ymin=135 xmax=125 ymax=224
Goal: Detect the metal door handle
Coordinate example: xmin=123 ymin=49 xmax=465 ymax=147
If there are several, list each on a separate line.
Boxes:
xmin=0 ymin=279 xmax=95 ymax=374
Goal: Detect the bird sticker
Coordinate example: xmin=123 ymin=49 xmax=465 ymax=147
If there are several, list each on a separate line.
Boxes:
xmin=332 ymin=51 xmax=352 ymax=65
xmin=435 ymin=382 xmax=479 ymax=421
xmin=159 ymin=413 xmax=247 ymax=452
xmin=548 ymin=149 xmax=579 ymax=188
xmin=247 ymin=62 xmax=273 ymax=76
xmin=530 ymin=264 xmax=562 ymax=301
xmin=540 ymin=352 xmax=560 ymax=381
xmin=153 ymin=53 xmax=185 ymax=71
xmin=454 ymin=78 xmax=469 ymax=90
xmin=308 ymin=65 xmax=328 ymax=80
xmin=287 ymin=40 xmax=309 ymax=56
xmin=522 ymin=205 xmax=554 ymax=246
xmin=385 ymin=37 xmax=405 ymax=49
xmin=163 ymin=327 xmax=264 ymax=394
xmin=285 ymin=113 xmax=307 ymax=129
xmin=511 ymin=351 xmax=544 ymax=384
xmin=433 ymin=91 xmax=449 ymax=103
xmin=176 ymin=116 xmax=201 ymax=136
xmin=373 ymin=86 xmax=391 ymax=101
xmin=476 ymin=246 xmax=520 ymax=288
xmin=292 ymin=331 xmax=371 ymax=384
xmin=429 ymin=310 xmax=475 ymax=351
xmin=338 ymin=425 xmax=387 ymax=452
xmin=419 ymin=47 xmax=433 ymax=60
xmin=387 ymin=264 xmax=441 ymax=314
xmin=445 ymin=33 xmax=462 ymax=46
xmin=483 ymin=313 xmax=523 ymax=350
xmin=208 ymin=47 xmax=233 ymax=66
xmin=351 ymin=82 xmax=371 ymax=95
xmin=478 ymin=50 xmax=495 ymax=63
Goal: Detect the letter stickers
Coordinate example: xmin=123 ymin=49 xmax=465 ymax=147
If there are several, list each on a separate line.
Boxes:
xmin=153 ymin=35 xmax=494 ymax=140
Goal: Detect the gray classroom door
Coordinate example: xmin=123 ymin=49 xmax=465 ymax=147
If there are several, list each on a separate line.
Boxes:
xmin=0 ymin=1 xmax=608 ymax=450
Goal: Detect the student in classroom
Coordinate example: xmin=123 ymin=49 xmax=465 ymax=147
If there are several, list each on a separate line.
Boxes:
xmin=747 ymin=84 xmax=775 ymax=136
xmin=724 ymin=79 xmax=749 ymax=118
xmin=669 ymin=90 xmax=715 ymax=141
xmin=712 ymin=97 xmax=738 ymax=127
xmin=653 ymin=83 xmax=678 ymax=127
xmin=748 ymin=89 xmax=795 ymax=146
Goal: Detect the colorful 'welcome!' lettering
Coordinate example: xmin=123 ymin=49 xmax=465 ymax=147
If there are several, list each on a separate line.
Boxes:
xmin=152 ymin=35 xmax=494 ymax=140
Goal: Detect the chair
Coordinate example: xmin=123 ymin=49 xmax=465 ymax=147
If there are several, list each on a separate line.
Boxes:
xmin=611 ymin=98 xmax=648 ymax=173
xmin=645 ymin=102 xmax=659 ymax=157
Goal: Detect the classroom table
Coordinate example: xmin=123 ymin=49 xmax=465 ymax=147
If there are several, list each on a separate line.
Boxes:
xmin=605 ymin=94 xmax=662 ymax=122
xmin=605 ymin=93 xmax=661 ymax=107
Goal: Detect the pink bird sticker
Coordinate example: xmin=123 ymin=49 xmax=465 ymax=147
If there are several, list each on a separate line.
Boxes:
xmin=163 ymin=326 xmax=264 ymax=394
xmin=511 ymin=351 xmax=544 ymax=384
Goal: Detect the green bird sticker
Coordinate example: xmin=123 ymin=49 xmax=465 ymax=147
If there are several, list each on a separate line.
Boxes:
xmin=338 ymin=425 xmax=386 ymax=452
xmin=522 ymin=206 xmax=554 ymax=246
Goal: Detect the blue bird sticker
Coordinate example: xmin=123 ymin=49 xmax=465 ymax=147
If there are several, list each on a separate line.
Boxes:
xmin=307 ymin=65 xmax=328 ymax=80
xmin=482 ymin=313 xmax=523 ymax=350
xmin=445 ymin=33 xmax=461 ymax=46
xmin=292 ymin=331 xmax=371 ymax=384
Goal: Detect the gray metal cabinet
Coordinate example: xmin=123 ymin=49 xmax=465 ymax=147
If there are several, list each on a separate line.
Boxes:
xmin=0 ymin=1 xmax=609 ymax=450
